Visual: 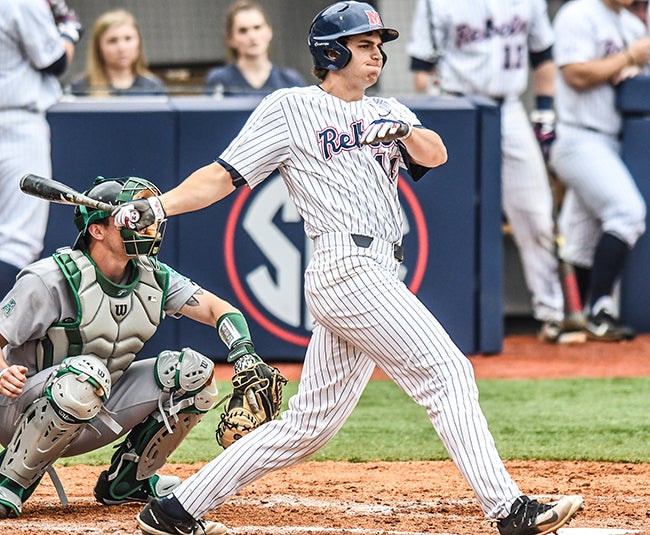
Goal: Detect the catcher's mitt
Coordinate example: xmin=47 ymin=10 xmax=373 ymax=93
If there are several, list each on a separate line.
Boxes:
xmin=216 ymin=360 xmax=287 ymax=449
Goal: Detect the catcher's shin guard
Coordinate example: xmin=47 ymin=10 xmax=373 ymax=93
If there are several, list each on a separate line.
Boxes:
xmin=95 ymin=348 xmax=218 ymax=505
xmin=0 ymin=356 xmax=110 ymax=516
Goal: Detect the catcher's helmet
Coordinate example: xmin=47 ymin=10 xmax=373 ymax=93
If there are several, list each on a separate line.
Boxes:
xmin=308 ymin=1 xmax=398 ymax=71
xmin=73 ymin=176 xmax=166 ymax=257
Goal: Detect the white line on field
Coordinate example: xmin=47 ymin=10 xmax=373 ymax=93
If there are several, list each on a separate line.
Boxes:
xmin=229 ymin=528 xmax=447 ymax=535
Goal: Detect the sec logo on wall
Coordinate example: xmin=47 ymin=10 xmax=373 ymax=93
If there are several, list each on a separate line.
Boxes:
xmin=223 ymin=172 xmax=429 ymax=348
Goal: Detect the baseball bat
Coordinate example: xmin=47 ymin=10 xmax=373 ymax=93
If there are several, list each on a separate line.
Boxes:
xmin=19 ymin=174 xmax=115 ymax=214
xmin=547 ymin=168 xmax=585 ymax=331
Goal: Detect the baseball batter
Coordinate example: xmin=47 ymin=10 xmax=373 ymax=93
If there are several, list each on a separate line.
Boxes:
xmin=115 ymin=3 xmax=584 ymax=535
xmin=0 ymin=177 xmax=259 ymax=533
xmin=407 ymin=0 xmax=586 ymax=344
xmin=550 ymin=0 xmax=650 ymax=341
xmin=0 ymin=0 xmax=82 ymax=299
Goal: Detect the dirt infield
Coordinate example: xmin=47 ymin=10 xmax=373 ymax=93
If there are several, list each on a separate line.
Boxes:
xmin=9 ymin=334 xmax=650 ymax=535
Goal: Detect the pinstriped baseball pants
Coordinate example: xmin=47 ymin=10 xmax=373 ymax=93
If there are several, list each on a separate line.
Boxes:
xmin=175 ymin=233 xmax=521 ymax=520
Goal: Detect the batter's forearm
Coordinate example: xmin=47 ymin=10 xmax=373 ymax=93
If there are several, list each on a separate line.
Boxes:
xmin=402 ymin=128 xmax=447 ymax=168
xmin=160 ymin=162 xmax=235 ymax=217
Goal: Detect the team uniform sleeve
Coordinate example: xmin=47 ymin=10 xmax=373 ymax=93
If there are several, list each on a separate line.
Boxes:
xmin=406 ymin=0 xmax=438 ymax=68
xmin=528 ymin=0 xmax=555 ymax=54
xmin=16 ymin=0 xmax=66 ymax=70
xmin=218 ymin=91 xmax=292 ymax=189
xmin=552 ymin=5 xmax=595 ymax=67
xmin=160 ymin=263 xmax=202 ymax=318
xmin=0 ymin=272 xmax=62 ymax=347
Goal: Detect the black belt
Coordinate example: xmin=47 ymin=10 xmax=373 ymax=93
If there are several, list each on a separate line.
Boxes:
xmin=350 ymin=234 xmax=404 ymax=262
xmin=446 ymin=92 xmax=504 ymax=105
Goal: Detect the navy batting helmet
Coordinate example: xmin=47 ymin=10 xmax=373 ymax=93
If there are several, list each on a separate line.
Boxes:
xmin=308 ymin=1 xmax=399 ymax=71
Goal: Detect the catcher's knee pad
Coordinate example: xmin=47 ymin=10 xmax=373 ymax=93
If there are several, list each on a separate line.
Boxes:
xmin=155 ymin=347 xmax=218 ymax=412
xmin=0 ymin=356 xmax=110 ymax=490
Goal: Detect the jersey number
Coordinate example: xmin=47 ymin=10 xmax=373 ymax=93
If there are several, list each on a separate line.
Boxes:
xmin=503 ymin=44 xmax=524 ymax=70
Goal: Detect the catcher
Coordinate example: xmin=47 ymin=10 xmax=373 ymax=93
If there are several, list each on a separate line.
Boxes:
xmin=0 ymin=176 xmax=284 ymax=526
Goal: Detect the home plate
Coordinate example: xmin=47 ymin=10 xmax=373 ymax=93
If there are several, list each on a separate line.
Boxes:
xmin=558 ymin=529 xmax=641 ymax=534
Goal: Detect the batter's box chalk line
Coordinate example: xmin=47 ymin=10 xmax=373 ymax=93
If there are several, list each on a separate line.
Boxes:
xmin=559 ymin=530 xmax=642 ymax=535
xmin=230 ymin=528 xmax=440 ymax=535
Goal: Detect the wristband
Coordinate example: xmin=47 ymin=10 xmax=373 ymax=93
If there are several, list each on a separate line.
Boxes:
xmin=217 ymin=312 xmax=254 ymax=362
xmin=148 ymin=197 xmax=166 ymax=222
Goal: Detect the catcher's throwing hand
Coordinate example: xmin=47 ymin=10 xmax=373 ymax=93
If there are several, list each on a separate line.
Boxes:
xmin=360 ymin=119 xmax=413 ymax=145
xmin=216 ymin=358 xmax=287 ymax=449
xmin=112 ymin=196 xmax=165 ymax=230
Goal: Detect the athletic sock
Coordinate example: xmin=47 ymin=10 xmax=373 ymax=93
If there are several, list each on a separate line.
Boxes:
xmin=160 ymin=495 xmax=194 ymax=522
xmin=589 ymin=233 xmax=628 ymax=314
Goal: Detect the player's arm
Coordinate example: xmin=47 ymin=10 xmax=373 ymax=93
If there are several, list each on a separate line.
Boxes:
xmin=178 ymin=289 xmax=259 ymax=364
xmin=0 ymin=334 xmax=27 ymax=399
xmin=399 ymin=127 xmax=447 ymax=168
xmin=159 ymin=161 xmax=236 ymax=217
xmin=561 ymin=36 xmax=650 ymax=89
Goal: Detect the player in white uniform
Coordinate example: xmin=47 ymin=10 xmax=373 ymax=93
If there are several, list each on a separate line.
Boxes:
xmin=550 ymin=0 xmax=650 ymax=341
xmin=407 ymin=0 xmax=586 ymax=344
xmin=115 ymin=3 xmax=584 ymax=535
xmin=0 ymin=177 xmax=261 ymax=532
xmin=0 ymin=0 xmax=82 ymax=299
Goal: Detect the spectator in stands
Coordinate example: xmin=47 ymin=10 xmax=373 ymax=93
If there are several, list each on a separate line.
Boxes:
xmin=0 ymin=0 xmax=82 ymax=299
xmin=70 ymin=9 xmax=166 ymax=97
xmin=204 ymin=0 xmax=305 ymax=97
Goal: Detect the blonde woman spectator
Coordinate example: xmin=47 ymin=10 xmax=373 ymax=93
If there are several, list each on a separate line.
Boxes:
xmin=70 ymin=9 xmax=166 ymax=96
xmin=205 ymin=0 xmax=304 ymax=96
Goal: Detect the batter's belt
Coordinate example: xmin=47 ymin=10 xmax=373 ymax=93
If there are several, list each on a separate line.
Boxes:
xmin=313 ymin=232 xmax=404 ymax=262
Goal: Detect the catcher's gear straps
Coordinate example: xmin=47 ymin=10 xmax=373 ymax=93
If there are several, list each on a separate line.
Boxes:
xmin=100 ymin=348 xmax=218 ymax=503
xmin=38 ymin=249 xmax=169 ymax=380
xmin=0 ymin=355 xmax=111 ymax=513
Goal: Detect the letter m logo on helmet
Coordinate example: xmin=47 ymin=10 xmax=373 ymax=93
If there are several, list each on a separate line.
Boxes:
xmin=365 ymin=10 xmax=382 ymax=27
xmin=308 ymin=1 xmax=399 ymax=71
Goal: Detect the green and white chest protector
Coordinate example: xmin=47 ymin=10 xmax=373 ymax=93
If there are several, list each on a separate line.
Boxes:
xmin=37 ymin=248 xmax=169 ymax=382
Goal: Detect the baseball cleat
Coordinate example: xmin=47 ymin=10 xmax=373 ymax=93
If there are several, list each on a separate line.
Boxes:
xmin=137 ymin=498 xmax=228 ymax=535
xmin=585 ymin=310 xmax=635 ymax=342
xmin=94 ymin=470 xmax=181 ymax=505
xmin=496 ymin=495 xmax=584 ymax=535
xmin=538 ymin=320 xmax=586 ymax=345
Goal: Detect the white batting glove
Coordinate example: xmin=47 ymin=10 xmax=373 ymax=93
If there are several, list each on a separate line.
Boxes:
xmin=360 ymin=119 xmax=413 ymax=145
xmin=112 ymin=197 xmax=165 ymax=230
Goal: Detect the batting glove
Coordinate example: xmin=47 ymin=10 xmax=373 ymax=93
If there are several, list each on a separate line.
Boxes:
xmin=113 ymin=197 xmax=166 ymax=231
xmin=360 ymin=119 xmax=413 ymax=145
xmin=530 ymin=95 xmax=556 ymax=163
xmin=48 ymin=0 xmax=84 ymax=44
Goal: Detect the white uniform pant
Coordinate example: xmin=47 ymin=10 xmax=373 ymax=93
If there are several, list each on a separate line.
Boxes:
xmin=174 ymin=233 xmax=521 ymax=520
xmin=501 ymin=100 xmax=563 ymax=322
xmin=0 ymin=359 xmax=167 ymax=454
xmin=0 ymin=110 xmax=51 ymax=269
xmin=550 ymin=124 xmax=646 ymax=268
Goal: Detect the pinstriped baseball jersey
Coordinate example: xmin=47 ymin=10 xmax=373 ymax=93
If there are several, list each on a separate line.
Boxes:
xmin=553 ymin=0 xmax=649 ymax=135
xmin=0 ymin=0 xmax=65 ymax=112
xmin=219 ymin=86 xmax=420 ymax=244
xmin=407 ymin=0 xmax=554 ymax=99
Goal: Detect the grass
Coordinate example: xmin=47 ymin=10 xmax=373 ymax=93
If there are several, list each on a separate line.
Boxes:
xmin=56 ymin=377 xmax=650 ymax=467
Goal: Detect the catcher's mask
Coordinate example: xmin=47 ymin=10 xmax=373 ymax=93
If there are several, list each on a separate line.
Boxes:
xmin=73 ymin=176 xmax=166 ymax=257
xmin=308 ymin=1 xmax=398 ymax=71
